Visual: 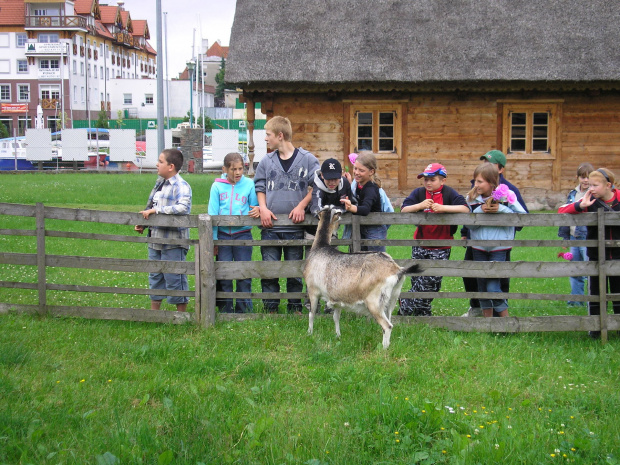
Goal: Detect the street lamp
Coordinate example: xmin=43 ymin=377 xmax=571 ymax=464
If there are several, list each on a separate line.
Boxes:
xmin=186 ymin=60 xmax=195 ymax=128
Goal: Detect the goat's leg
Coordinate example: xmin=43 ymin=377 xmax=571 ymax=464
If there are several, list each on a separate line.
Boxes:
xmin=307 ymin=290 xmax=321 ymax=335
xmin=366 ymin=299 xmax=394 ymax=349
xmin=332 ymin=307 xmax=342 ymax=338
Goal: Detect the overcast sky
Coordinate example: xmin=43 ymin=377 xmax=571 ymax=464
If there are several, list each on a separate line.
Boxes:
xmin=120 ymin=0 xmax=237 ymax=78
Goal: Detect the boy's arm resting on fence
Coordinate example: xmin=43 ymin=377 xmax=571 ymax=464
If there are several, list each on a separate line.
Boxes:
xmin=158 ymin=182 xmax=192 ymax=216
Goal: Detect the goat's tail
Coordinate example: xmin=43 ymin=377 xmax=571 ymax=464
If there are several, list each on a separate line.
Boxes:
xmin=399 ymin=263 xmax=423 ymax=278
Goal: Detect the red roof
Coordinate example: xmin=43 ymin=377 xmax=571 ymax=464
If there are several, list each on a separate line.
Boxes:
xmin=74 ymin=0 xmax=94 ymax=15
xmin=131 ymin=19 xmax=149 ymax=39
xmin=99 ymin=5 xmax=120 ymax=25
xmin=144 ymin=41 xmax=156 ymax=55
xmin=94 ymin=20 xmax=114 ymax=40
xmin=0 ymin=0 xmax=25 ymax=26
xmin=120 ymin=10 xmax=132 ymax=32
xmin=206 ymin=41 xmax=229 ymax=58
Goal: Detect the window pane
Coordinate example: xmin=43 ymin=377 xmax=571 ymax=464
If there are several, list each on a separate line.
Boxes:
xmin=511 ymin=140 xmax=526 ymax=151
xmin=511 ymin=127 xmax=526 ymax=138
xmin=379 ymin=139 xmax=393 ymax=151
xmin=379 ymin=126 xmax=393 ymax=138
xmin=533 ymin=112 xmax=548 ymax=125
xmin=358 ymin=139 xmax=372 ymax=151
xmin=511 ymin=113 xmax=526 ymax=125
xmin=379 ymin=112 xmax=393 ymax=125
xmin=533 ymin=139 xmax=548 ymax=151
xmin=358 ymin=112 xmax=372 ymax=125
xmin=533 ymin=126 xmax=548 ymax=138
xmin=357 ymin=126 xmax=372 ymax=138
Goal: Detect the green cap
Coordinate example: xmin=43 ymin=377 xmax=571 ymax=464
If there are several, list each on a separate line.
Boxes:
xmin=480 ymin=150 xmax=507 ymax=167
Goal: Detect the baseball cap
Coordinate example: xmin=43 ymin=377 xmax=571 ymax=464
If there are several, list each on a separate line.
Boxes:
xmin=417 ymin=163 xmax=447 ymax=179
xmin=481 ymin=150 xmax=507 ymax=167
xmin=321 ymin=158 xmax=342 ymax=180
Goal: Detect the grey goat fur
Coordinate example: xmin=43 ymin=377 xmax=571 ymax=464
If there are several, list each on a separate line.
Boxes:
xmin=303 ymin=206 xmax=422 ymax=349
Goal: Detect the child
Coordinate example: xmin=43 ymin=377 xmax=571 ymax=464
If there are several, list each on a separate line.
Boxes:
xmin=340 ymin=152 xmax=388 ymax=252
xmin=345 ymin=152 xmax=393 ymax=214
xmin=208 ymin=152 xmax=259 ymax=313
xmin=135 ymin=148 xmax=192 ymax=312
xmin=310 ymin=157 xmax=355 ymax=216
xmin=557 ymin=162 xmax=594 ymax=306
xmin=466 ymin=163 xmax=526 ymax=318
xmin=398 ymin=163 xmax=469 ymax=316
xmin=254 ymin=116 xmax=320 ymax=313
xmin=558 ymin=168 xmax=620 ymax=338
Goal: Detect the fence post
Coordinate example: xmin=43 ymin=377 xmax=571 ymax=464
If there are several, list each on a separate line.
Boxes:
xmin=197 ymin=214 xmax=216 ymax=327
xmin=597 ymin=210 xmax=608 ymax=342
xmin=35 ymin=202 xmax=47 ymax=315
xmin=351 ymin=215 xmax=362 ymax=252
xmin=193 ymin=239 xmax=201 ymax=322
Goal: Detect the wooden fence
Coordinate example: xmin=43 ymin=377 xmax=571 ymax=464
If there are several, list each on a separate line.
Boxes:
xmin=1 ymin=202 xmax=619 ymax=342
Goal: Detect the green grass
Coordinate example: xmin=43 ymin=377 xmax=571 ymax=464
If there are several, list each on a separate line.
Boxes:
xmin=1 ymin=172 xmax=619 ymax=464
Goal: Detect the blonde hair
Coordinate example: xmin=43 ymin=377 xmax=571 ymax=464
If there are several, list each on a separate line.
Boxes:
xmin=589 ymin=167 xmax=615 ymax=186
xmin=264 ymin=116 xmax=293 ymax=141
xmin=356 ymin=151 xmax=382 ymax=188
xmin=467 ymin=163 xmax=499 ymax=200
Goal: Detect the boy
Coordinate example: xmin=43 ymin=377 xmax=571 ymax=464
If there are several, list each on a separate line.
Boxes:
xmin=398 ymin=163 xmax=469 ymax=316
xmin=310 ymin=158 xmax=355 ymax=215
xmin=461 ymin=150 xmax=529 ymax=317
xmin=135 ymin=148 xmax=192 ymax=312
xmin=254 ymin=116 xmax=320 ymax=313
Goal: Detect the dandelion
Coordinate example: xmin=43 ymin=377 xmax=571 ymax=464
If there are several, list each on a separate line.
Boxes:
xmin=479 ymin=425 xmax=484 ymax=429
xmin=466 ymin=434 xmax=471 ymax=438
xmin=571 ymin=448 xmax=576 ymax=452
xmin=405 ymin=397 xmax=409 ymax=401
xmin=563 ymin=454 xmax=567 ymax=458
xmin=440 ymin=427 xmax=445 ymax=430
xmin=422 ymin=410 xmax=426 ymax=413
xmin=396 ymin=439 xmax=400 ymax=443
xmin=508 ymin=408 xmax=513 ymax=411
xmin=395 ymin=431 xmax=399 ymax=435
xmin=551 ymin=454 xmax=556 ymax=458
xmin=80 ymin=379 xmax=85 ymax=383
xmin=442 ymin=450 xmax=447 ymax=454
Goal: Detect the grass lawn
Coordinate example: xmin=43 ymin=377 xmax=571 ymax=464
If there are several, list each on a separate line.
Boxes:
xmin=1 ymin=172 xmax=619 ymax=464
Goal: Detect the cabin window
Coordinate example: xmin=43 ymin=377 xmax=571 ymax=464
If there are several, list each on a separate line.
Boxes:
xmin=351 ymin=106 xmax=401 ymax=155
xmin=502 ymin=103 xmax=557 ymax=156
xmin=0 ymin=84 xmax=10 ymax=101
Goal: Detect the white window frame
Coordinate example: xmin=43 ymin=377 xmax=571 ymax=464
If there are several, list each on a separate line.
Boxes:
xmin=0 ymin=84 xmax=10 ymax=101
xmin=123 ymin=93 xmax=132 ymax=105
xmin=17 ymin=84 xmax=30 ymax=102
xmin=16 ymin=33 xmax=28 ymax=48
xmin=17 ymin=60 xmax=28 ymax=73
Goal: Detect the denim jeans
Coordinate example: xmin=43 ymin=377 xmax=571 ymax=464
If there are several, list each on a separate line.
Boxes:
xmin=260 ymin=229 xmax=304 ymax=312
xmin=216 ymin=230 xmax=253 ymax=313
xmin=568 ymin=236 xmax=588 ymax=305
xmin=148 ymin=246 xmax=189 ymax=304
xmin=360 ymin=224 xmax=387 ymax=252
xmin=472 ymin=248 xmax=508 ymax=312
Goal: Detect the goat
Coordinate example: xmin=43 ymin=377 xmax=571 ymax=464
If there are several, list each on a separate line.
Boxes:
xmin=303 ymin=206 xmax=422 ymax=349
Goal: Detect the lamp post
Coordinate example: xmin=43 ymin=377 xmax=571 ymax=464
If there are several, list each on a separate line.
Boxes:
xmin=186 ymin=60 xmax=195 ymax=128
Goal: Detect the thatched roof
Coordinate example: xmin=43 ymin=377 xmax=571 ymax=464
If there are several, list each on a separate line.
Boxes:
xmin=226 ymin=0 xmax=620 ymax=92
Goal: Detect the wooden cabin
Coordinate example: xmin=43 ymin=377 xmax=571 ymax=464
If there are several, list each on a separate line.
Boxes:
xmin=226 ymin=0 xmax=620 ymax=209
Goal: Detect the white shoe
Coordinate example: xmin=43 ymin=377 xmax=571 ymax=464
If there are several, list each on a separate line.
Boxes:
xmin=461 ymin=307 xmax=483 ymax=317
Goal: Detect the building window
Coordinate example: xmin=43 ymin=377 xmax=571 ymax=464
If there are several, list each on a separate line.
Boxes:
xmin=38 ymin=33 xmax=59 ymax=43
xmin=73 ymin=60 xmax=77 ymax=74
xmin=40 ymin=59 xmax=59 ymax=69
xmin=0 ymin=84 xmax=10 ymax=101
xmin=18 ymin=116 xmax=31 ymax=136
xmin=351 ymin=105 xmax=401 ymax=154
xmin=93 ymin=66 xmax=97 ymax=79
xmin=73 ymin=85 xmax=77 ymax=103
xmin=88 ymin=64 xmax=91 ymax=77
xmin=80 ymin=62 xmax=84 ymax=75
xmin=40 ymin=85 xmax=60 ymax=100
xmin=17 ymin=84 xmax=29 ymax=102
xmin=81 ymin=87 xmax=85 ymax=103
xmin=16 ymin=33 xmax=27 ymax=48
xmin=0 ymin=60 xmax=9 ymax=73
xmin=502 ymin=102 xmax=558 ymax=156
xmin=123 ymin=93 xmax=132 ymax=104
xmin=145 ymin=94 xmax=154 ymax=105
xmin=17 ymin=60 xmax=28 ymax=73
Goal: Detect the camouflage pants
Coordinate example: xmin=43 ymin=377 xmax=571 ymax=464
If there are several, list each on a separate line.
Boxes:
xmin=398 ymin=247 xmax=451 ymax=316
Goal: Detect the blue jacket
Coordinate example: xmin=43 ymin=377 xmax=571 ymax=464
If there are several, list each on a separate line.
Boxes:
xmin=208 ymin=174 xmax=258 ymax=239
xmin=558 ymin=186 xmax=588 ymax=240
xmin=467 ymin=194 xmax=527 ymax=252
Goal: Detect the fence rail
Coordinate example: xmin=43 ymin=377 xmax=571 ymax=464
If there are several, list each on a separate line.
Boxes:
xmin=1 ymin=202 xmax=619 ymax=341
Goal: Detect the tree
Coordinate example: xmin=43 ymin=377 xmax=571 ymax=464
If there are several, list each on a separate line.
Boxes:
xmin=0 ymin=120 xmax=9 ymax=139
xmin=215 ymin=57 xmax=227 ymax=107
xmin=116 ymin=110 xmax=124 ymax=129
xmin=95 ymin=110 xmax=109 ymax=129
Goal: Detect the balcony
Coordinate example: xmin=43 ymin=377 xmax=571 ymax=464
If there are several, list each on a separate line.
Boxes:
xmin=113 ymin=32 xmax=134 ymax=47
xmin=25 ymin=15 xmax=87 ymax=30
xmin=41 ymin=99 xmax=59 ymax=110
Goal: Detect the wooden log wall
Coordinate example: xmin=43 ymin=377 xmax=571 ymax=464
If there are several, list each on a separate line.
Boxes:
xmin=2 ymin=201 xmax=620 ymax=341
xmin=267 ymin=91 xmax=620 ymax=207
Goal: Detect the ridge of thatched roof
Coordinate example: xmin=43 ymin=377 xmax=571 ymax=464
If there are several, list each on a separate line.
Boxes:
xmin=226 ymin=0 xmax=620 ymax=91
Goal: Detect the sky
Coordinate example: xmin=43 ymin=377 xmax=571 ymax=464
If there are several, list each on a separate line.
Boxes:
xmin=120 ymin=0 xmax=237 ymax=78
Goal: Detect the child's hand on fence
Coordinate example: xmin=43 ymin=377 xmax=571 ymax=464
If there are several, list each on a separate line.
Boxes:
xmin=134 ymin=225 xmax=145 ymax=234
xmin=341 ymin=196 xmax=352 ymax=212
xmin=430 ymin=202 xmax=448 ymax=213
xmin=260 ymin=207 xmax=277 ymax=228
xmin=289 ymin=204 xmax=306 ymax=223
xmin=481 ymin=202 xmax=499 ymax=213
xmin=140 ymin=209 xmax=155 ymax=219
xmin=248 ymin=206 xmax=260 ymax=218
xmin=419 ymin=199 xmax=434 ymax=211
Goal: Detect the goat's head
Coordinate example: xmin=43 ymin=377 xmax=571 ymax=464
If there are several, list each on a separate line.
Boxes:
xmin=315 ymin=206 xmax=343 ymax=243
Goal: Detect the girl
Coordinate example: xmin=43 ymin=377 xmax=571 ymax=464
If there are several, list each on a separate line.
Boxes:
xmin=558 ymin=168 xmax=620 ymax=338
xmin=557 ymin=162 xmax=594 ymax=306
xmin=208 ymin=152 xmax=259 ymax=313
xmin=466 ymin=163 xmax=526 ymax=317
xmin=341 ymin=152 xmax=387 ymax=252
